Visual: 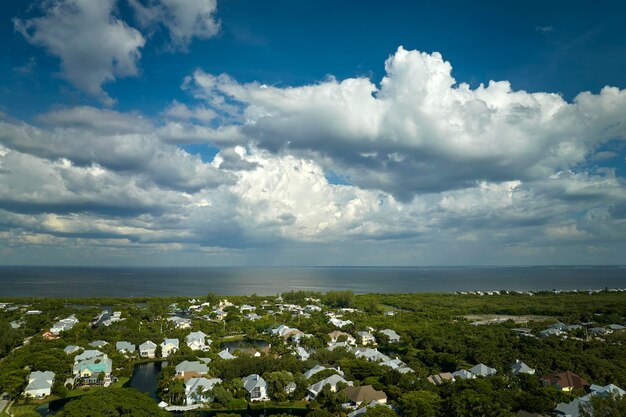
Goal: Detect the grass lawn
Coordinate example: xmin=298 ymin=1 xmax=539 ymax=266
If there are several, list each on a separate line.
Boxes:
xmin=4 ymin=403 xmax=39 ymax=416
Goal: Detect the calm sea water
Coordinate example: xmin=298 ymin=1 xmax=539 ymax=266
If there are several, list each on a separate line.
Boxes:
xmin=0 ymin=266 xmax=625 ymax=298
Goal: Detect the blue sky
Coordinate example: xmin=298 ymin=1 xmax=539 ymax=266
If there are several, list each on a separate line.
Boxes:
xmin=0 ymin=0 xmax=625 ymax=266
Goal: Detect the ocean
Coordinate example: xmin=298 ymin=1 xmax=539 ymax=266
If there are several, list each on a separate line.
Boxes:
xmin=0 ymin=265 xmax=625 ymax=298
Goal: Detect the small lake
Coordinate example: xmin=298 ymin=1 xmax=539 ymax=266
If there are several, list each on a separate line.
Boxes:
xmin=130 ymin=361 xmax=168 ymax=400
xmin=221 ymin=339 xmax=269 ymax=350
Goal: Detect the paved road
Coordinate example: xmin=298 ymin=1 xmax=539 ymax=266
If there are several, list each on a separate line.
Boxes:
xmin=0 ymin=399 xmax=9 ymax=415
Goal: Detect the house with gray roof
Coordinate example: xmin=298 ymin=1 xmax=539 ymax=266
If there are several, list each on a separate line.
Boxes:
xmin=218 ymin=348 xmax=236 ymax=360
xmin=175 ymin=361 xmax=209 ymax=378
xmin=24 ymin=371 xmax=55 ymax=398
xmin=64 ymin=345 xmax=82 ymax=354
xmin=185 ymin=377 xmax=222 ymax=405
xmin=185 ymin=331 xmax=210 ymax=351
xmin=352 ymin=347 xmax=390 ymax=362
xmin=511 ymin=360 xmax=535 ymax=375
xmin=89 ymin=340 xmax=108 ymax=348
xmin=243 ymin=374 xmax=269 ymax=401
xmin=469 ymin=363 xmax=497 ymax=377
xmin=555 ymin=383 xmax=625 ymax=417
xmin=307 ymin=374 xmax=353 ymax=398
xmin=357 ymin=331 xmax=376 ymax=345
xmin=379 ymin=329 xmax=400 ymax=343
xmin=116 ymin=341 xmax=135 ymax=354
xmin=452 ymin=369 xmax=475 ymax=380
xmin=139 ymin=341 xmax=157 ymax=358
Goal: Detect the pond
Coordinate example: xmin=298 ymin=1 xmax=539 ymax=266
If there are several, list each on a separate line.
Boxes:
xmin=220 ymin=339 xmax=269 ymax=350
xmin=129 ymin=360 xmax=168 ymax=400
xmin=35 ymin=361 xmax=167 ymax=416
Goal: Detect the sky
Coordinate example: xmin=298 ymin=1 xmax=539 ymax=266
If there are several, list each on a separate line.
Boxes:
xmin=0 ymin=0 xmax=625 ymax=266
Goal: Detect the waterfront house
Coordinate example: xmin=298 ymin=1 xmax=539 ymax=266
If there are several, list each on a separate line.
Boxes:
xmin=161 ymin=338 xmax=180 ymax=358
xmin=24 ymin=371 xmax=54 ymax=398
xmin=175 ymin=361 xmax=209 ymax=379
xmin=243 ymin=374 xmax=269 ymax=401
xmin=185 ymin=331 xmax=210 ymax=351
xmin=139 ymin=340 xmax=157 ymax=358
xmin=185 ymin=377 xmax=222 ymax=405
xmin=73 ymin=351 xmax=112 ymax=386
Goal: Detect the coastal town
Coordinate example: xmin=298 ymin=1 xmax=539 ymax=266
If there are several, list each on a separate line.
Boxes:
xmin=2 ymin=290 xmax=626 ymax=417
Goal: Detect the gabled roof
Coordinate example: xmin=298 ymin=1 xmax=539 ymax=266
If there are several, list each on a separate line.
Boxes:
xmin=511 ymin=360 xmax=535 ymax=375
xmin=185 ymin=377 xmax=222 ymax=395
xmin=26 ymin=371 xmax=55 ymax=392
xmin=243 ymin=374 xmax=267 ymax=392
xmin=469 ymin=363 xmax=497 ymax=377
xmin=74 ymin=350 xmax=105 ymax=362
xmin=308 ymin=374 xmax=351 ymax=396
xmin=343 ymin=385 xmax=387 ymax=404
xmin=176 ymin=361 xmax=209 ymax=375
xmin=218 ymin=349 xmax=236 ymax=359
xmin=140 ymin=340 xmax=157 ymax=349
xmin=116 ymin=341 xmax=135 ymax=352
xmin=304 ymin=364 xmax=328 ymax=379
xmin=542 ymin=370 xmax=590 ymax=390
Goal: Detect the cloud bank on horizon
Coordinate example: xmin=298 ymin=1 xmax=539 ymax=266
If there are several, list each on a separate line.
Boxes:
xmin=1 ymin=0 xmax=625 ymax=265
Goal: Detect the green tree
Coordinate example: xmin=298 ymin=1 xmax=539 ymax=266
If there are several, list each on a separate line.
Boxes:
xmin=397 ymin=390 xmax=441 ymax=417
xmin=58 ymin=388 xmax=169 ymax=417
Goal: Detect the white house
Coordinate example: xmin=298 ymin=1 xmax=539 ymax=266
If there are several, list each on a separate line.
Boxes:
xmin=50 ymin=315 xmax=79 ymax=335
xmin=175 ymin=361 xmax=209 ymax=378
xmin=218 ymin=348 xmax=236 ymax=360
xmin=185 ymin=377 xmax=222 ymax=405
xmin=329 ymin=318 xmax=353 ymax=328
xmin=328 ymin=331 xmax=356 ymax=346
xmin=243 ymin=374 xmax=269 ymax=401
xmin=185 ymin=331 xmax=210 ymax=351
xmin=357 ymin=331 xmax=376 ymax=345
xmin=24 ymin=371 xmax=55 ymax=398
xmin=469 ymin=363 xmax=497 ymax=377
xmin=139 ymin=341 xmax=157 ymax=358
xmin=161 ymin=338 xmax=180 ymax=358
xmin=168 ymin=317 xmax=192 ymax=329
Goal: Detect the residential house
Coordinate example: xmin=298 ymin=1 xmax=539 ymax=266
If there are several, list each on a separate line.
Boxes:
xmin=304 ymin=364 xmax=343 ymax=380
xmin=24 ymin=371 xmax=55 ymax=398
xmin=542 ymin=371 xmax=590 ymax=392
xmin=555 ymin=383 xmax=625 ymax=417
xmin=307 ymin=374 xmax=353 ymax=398
xmin=185 ymin=377 xmax=222 ymax=405
xmin=352 ymin=347 xmax=390 ymax=362
xmin=329 ymin=318 xmax=353 ymax=328
xmin=469 ymin=363 xmax=497 ymax=377
xmin=211 ymin=309 xmax=228 ymax=321
xmin=427 ymin=372 xmax=453 ymax=385
xmin=343 ymin=385 xmax=387 ymax=408
xmin=243 ymin=374 xmax=269 ymax=401
xmin=64 ymin=345 xmax=82 ymax=354
xmin=540 ymin=328 xmax=565 ymax=338
xmin=186 ymin=331 xmax=210 ymax=351
xmin=116 ymin=341 xmax=136 ymax=355
xmin=380 ymin=358 xmax=413 ymax=374
xmin=73 ymin=351 xmax=113 ymax=386
xmin=452 ymin=369 xmax=475 ymax=380
xmin=246 ymin=313 xmax=262 ymax=321
xmin=218 ymin=348 xmax=236 ymax=360
xmin=294 ymin=346 xmax=310 ymax=361
xmin=511 ymin=360 xmax=535 ymax=375
xmin=139 ymin=341 xmax=157 ymax=358
xmin=168 ymin=316 xmax=192 ymax=329
xmin=589 ymin=327 xmax=612 ymax=336
xmin=357 ymin=331 xmax=376 ymax=345
xmin=50 ymin=315 xmax=79 ymax=335
xmin=175 ymin=361 xmax=209 ymax=380
xmin=379 ymin=329 xmax=400 ymax=343
xmin=89 ymin=340 xmax=108 ymax=348
xmin=348 ymin=401 xmax=393 ymax=417
xmin=328 ymin=331 xmax=357 ymax=346
xmin=161 ymin=338 xmax=180 ymax=358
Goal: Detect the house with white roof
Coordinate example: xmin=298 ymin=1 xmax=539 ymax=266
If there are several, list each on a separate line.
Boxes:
xmin=50 ymin=315 xmax=79 ymax=335
xmin=168 ymin=316 xmax=192 ymax=329
xmin=329 ymin=318 xmax=353 ymax=328
xmin=352 ymin=347 xmax=390 ymax=362
xmin=380 ymin=358 xmax=413 ymax=374
xmin=307 ymin=374 xmax=353 ymax=398
xmin=185 ymin=377 xmax=222 ymax=405
xmin=139 ymin=341 xmax=157 ymax=358
xmin=161 ymin=338 xmax=179 ymax=358
xmin=243 ymin=374 xmax=269 ymax=401
xmin=186 ymin=331 xmax=210 ymax=351
xmin=328 ymin=331 xmax=356 ymax=346
xmin=452 ymin=369 xmax=475 ymax=380
xmin=24 ymin=371 xmax=55 ymax=398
